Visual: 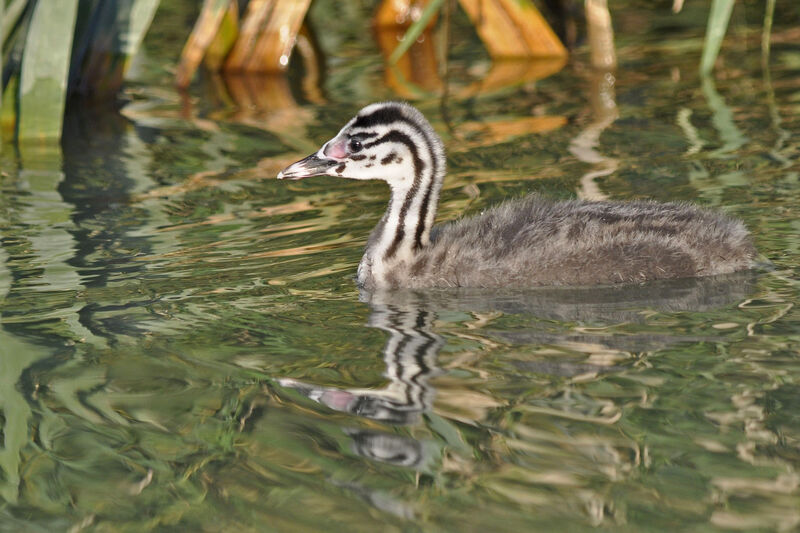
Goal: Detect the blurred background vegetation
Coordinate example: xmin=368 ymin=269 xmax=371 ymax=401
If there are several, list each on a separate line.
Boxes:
xmin=1 ymin=0 xmax=159 ymax=140
xmin=0 ymin=0 xmax=785 ymax=143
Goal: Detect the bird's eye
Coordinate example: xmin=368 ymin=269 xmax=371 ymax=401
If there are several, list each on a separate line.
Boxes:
xmin=349 ymin=139 xmax=363 ymax=153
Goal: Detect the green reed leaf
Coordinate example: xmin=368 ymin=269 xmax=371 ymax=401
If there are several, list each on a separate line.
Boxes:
xmin=0 ymin=0 xmax=28 ymax=49
xmin=389 ymin=0 xmax=445 ymax=65
xmin=17 ymin=0 xmax=79 ymax=140
xmin=0 ymin=0 xmax=4 ymax=123
xmin=124 ymin=0 xmax=161 ymax=57
xmin=700 ymin=0 xmax=734 ymax=75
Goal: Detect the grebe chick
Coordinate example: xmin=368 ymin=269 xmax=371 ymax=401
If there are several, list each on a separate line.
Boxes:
xmin=277 ymin=102 xmax=756 ymax=290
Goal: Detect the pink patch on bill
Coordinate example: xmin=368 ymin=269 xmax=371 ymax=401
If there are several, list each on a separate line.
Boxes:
xmin=323 ymin=138 xmax=348 ymax=159
xmin=320 ymin=390 xmax=356 ymax=411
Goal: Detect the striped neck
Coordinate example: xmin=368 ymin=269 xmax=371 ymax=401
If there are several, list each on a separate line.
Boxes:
xmin=358 ymin=131 xmax=444 ymax=288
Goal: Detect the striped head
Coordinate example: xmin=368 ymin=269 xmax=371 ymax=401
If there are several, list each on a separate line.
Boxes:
xmin=277 ymin=102 xmax=445 ymax=189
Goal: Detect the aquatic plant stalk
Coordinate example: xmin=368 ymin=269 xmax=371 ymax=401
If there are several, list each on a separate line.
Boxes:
xmin=0 ymin=0 xmax=27 ymax=48
xmin=458 ymin=0 xmax=566 ymax=58
xmin=225 ymin=0 xmax=273 ymax=71
xmin=0 ymin=0 xmax=3 ymax=123
xmin=205 ymin=0 xmax=239 ymax=70
xmin=176 ymin=0 xmax=231 ymax=88
xmin=75 ymin=0 xmax=161 ymax=98
xmin=125 ymin=0 xmax=161 ymax=58
xmin=247 ymin=0 xmax=311 ymax=72
xmin=761 ymin=0 xmax=774 ymax=62
xmin=389 ymin=0 xmax=444 ymax=64
xmin=700 ymin=0 xmax=734 ymax=75
xmin=585 ymin=0 xmax=616 ymax=70
xmin=18 ymin=0 xmax=79 ymax=140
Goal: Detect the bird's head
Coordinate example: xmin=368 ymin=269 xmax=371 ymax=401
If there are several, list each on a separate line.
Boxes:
xmin=277 ymin=102 xmax=443 ymax=188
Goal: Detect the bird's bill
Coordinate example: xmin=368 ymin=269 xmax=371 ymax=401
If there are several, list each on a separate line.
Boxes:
xmin=277 ymin=152 xmax=338 ymax=180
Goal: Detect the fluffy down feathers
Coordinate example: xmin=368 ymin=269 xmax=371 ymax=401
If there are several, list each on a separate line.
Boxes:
xmin=372 ymin=195 xmax=755 ymax=289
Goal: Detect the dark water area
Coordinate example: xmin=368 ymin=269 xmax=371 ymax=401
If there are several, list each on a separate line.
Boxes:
xmin=0 ymin=2 xmax=799 ymax=531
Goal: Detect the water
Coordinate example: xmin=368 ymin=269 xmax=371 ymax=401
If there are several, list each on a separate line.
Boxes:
xmin=1 ymin=3 xmax=799 ymax=531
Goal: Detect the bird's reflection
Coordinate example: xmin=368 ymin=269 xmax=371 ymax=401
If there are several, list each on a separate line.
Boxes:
xmin=279 ymin=297 xmax=442 ymax=469
xmin=345 ymin=428 xmax=425 ymax=469
xmin=280 ymin=301 xmax=442 ymax=426
xmin=278 ymin=271 xmax=756 ymax=467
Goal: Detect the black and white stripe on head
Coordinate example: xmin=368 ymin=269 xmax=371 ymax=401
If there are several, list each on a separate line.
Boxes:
xmin=345 ymin=102 xmax=445 ymax=261
xmin=349 ymin=103 xmax=442 ymax=169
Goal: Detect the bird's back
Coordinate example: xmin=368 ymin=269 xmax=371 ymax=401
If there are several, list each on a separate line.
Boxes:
xmin=399 ymin=196 xmax=755 ymax=288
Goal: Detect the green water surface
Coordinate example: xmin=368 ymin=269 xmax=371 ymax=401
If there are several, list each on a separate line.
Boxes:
xmin=0 ymin=3 xmax=799 ymax=531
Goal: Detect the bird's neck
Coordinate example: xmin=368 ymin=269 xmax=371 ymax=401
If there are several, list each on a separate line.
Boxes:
xmin=358 ymin=164 xmax=443 ymax=288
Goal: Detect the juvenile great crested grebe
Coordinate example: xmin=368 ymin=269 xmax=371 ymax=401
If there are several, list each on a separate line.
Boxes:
xmin=277 ymin=102 xmax=755 ymax=289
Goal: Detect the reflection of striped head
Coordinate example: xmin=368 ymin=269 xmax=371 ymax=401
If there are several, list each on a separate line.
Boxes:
xmin=278 ymin=101 xmax=445 ymax=188
xmin=277 ymin=302 xmax=442 ymax=426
